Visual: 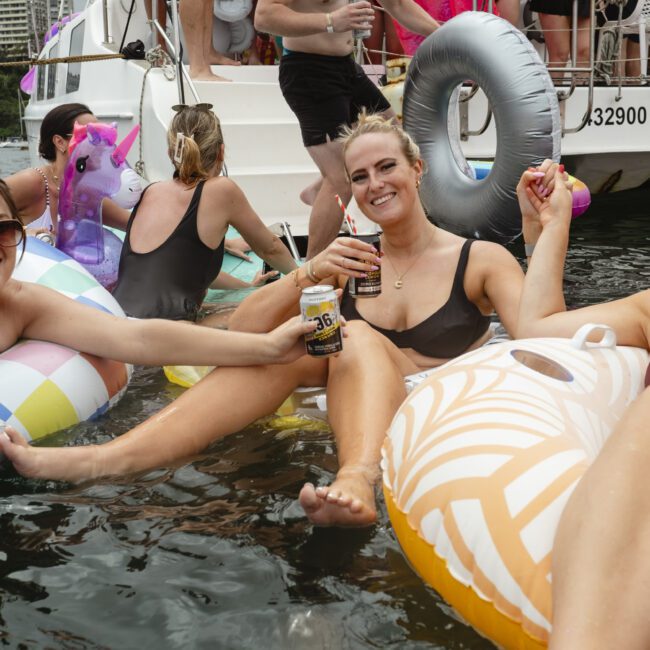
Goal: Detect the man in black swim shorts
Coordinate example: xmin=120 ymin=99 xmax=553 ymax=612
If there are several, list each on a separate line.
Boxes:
xmin=255 ymin=0 xmax=439 ymax=257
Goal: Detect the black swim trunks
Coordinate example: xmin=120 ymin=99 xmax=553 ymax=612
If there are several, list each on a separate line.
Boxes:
xmin=529 ymin=0 xmax=591 ymax=18
xmin=279 ymin=51 xmax=391 ymax=147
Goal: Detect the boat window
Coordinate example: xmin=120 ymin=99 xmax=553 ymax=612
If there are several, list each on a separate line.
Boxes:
xmin=66 ymin=21 xmax=85 ymax=94
xmin=46 ymin=43 xmax=59 ymax=99
xmin=37 ymin=61 xmax=46 ymax=101
xmin=510 ymin=349 xmax=574 ymax=382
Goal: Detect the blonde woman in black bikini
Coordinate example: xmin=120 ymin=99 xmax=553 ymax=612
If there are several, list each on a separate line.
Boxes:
xmin=0 ymin=115 xmax=531 ymax=528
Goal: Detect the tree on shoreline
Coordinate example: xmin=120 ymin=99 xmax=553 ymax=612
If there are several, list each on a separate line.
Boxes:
xmin=0 ymin=64 xmax=29 ymax=139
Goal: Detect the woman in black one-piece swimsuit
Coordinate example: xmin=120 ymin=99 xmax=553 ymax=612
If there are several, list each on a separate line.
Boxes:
xmin=111 ymin=105 xmax=297 ymax=322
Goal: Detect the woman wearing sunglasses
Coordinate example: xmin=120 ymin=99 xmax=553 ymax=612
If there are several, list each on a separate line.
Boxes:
xmin=0 ymin=178 xmax=314 ymax=426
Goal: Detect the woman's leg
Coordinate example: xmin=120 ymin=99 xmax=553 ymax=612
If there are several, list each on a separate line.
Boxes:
xmin=550 ymin=387 xmax=650 ymax=650
xmin=538 ymin=13 xmax=571 ymax=81
xmin=495 ymin=0 xmax=520 ymax=26
xmin=204 ymin=0 xmax=240 ymax=67
xmin=575 ymin=15 xmax=591 ymax=81
xmin=626 ymin=38 xmax=641 ymax=77
xmin=299 ymin=321 xmax=419 ymax=526
xmin=0 ymin=356 xmax=327 ymax=483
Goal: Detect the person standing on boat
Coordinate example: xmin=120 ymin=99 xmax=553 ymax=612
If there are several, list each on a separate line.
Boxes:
xmin=180 ymin=0 xmax=241 ymax=81
xmin=255 ymin=0 xmax=439 ymax=258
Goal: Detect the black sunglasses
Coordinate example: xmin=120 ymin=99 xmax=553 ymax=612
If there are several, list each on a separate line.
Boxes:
xmin=0 ymin=219 xmax=26 ymax=249
xmin=171 ymin=103 xmax=214 ymax=113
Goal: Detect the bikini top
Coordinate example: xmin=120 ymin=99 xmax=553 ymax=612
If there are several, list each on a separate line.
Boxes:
xmin=340 ymin=239 xmax=491 ymax=359
xmin=29 ymin=168 xmax=54 ymax=232
xmin=112 ymin=180 xmax=225 ymax=321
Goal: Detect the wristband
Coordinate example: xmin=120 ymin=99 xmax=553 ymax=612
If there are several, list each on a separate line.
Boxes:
xmin=325 ymin=12 xmax=334 ymax=33
xmin=524 ymin=242 xmax=536 ymax=257
xmin=306 ymin=260 xmax=322 ymax=283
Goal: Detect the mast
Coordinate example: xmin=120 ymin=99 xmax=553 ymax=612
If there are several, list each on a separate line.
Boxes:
xmin=28 ymin=0 xmax=40 ymax=54
xmin=17 ymin=89 xmax=25 ymax=140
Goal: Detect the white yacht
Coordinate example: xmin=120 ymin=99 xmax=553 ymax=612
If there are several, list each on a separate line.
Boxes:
xmin=0 ymin=138 xmax=28 ymax=150
xmin=23 ymin=0 xmax=650 ymax=235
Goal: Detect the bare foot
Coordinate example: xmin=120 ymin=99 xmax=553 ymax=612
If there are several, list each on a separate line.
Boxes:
xmin=208 ymin=50 xmax=241 ymax=66
xmin=299 ymin=177 xmax=323 ymax=207
xmin=0 ymin=426 xmax=98 ymax=483
xmin=299 ymin=466 xmax=377 ymax=527
xmin=189 ymin=68 xmax=233 ymax=82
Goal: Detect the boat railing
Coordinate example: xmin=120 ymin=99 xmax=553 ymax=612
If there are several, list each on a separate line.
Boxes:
xmin=458 ymin=0 xmax=596 ymax=141
xmin=459 ymin=85 xmax=492 ymax=141
xmin=550 ymin=0 xmax=596 ymax=134
xmin=148 ymin=0 xmax=200 ymax=104
xmin=463 ymin=0 xmax=650 ymax=137
xmin=97 ymin=0 xmax=644 ymax=138
xmin=98 ymin=0 xmax=200 ymax=105
xmin=101 ymin=0 xmax=112 ymax=45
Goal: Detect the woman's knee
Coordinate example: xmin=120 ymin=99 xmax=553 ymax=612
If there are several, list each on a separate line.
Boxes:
xmin=328 ymin=321 xmax=390 ymax=368
xmin=340 ymin=320 xmax=384 ymax=350
xmin=576 ymin=46 xmax=590 ymax=65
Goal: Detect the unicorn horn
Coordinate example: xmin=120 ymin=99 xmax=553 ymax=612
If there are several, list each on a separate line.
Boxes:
xmin=111 ymin=124 xmax=140 ymax=166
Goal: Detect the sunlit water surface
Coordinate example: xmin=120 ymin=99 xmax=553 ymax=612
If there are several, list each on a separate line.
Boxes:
xmin=1 ymin=149 xmax=649 ymax=648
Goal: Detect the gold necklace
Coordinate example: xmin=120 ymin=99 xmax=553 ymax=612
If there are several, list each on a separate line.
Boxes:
xmin=49 ymin=165 xmax=60 ymax=191
xmin=382 ymin=230 xmax=435 ymax=289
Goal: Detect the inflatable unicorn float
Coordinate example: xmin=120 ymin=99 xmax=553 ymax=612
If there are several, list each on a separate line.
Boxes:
xmin=57 ymin=121 xmax=142 ymax=290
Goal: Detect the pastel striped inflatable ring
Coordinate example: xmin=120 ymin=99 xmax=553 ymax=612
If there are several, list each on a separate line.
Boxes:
xmin=382 ymin=325 xmax=648 ymax=649
xmin=2 ymin=237 xmax=132 ymax=442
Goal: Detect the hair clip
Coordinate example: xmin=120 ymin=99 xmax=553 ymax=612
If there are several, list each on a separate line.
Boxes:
xmin=174 ymin=132 xmax=186 ymax=163
xmin=171 ymin=103 xmax=214 ymax=113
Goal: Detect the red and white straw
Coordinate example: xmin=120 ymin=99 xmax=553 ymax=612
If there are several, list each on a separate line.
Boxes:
xmin=335 ymin=194 xmax=358 ymax=235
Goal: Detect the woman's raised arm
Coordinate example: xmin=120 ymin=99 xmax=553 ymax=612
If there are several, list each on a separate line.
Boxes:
xmin=515 ymin=167 xmax=649 ymax=348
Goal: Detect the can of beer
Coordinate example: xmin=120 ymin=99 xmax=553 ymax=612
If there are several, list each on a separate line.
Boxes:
xmin=35 ymin=231 xmax=56 ymax=246
xmin=350 ymin=0 xmax=372 ymax=40
xmin=348 ymin=234 xmax=381 ymax=298
xmin=300 ymin=285 xmax=343 ymax=357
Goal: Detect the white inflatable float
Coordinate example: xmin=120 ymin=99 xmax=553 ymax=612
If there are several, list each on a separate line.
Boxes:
xmin=381 ymin=325 xmax=648 ymax=648
xmin=1 ymin=237 xmax=132 ymax=442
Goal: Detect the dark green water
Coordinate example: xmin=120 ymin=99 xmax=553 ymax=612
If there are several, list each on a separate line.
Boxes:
xmin=1 ymin=147 xmax=649 ymax=649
